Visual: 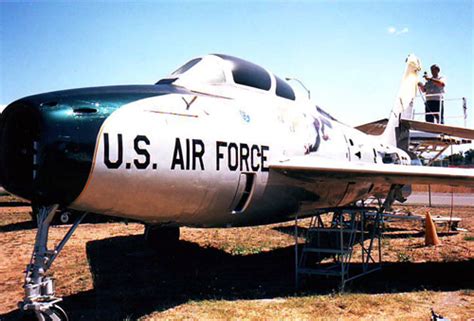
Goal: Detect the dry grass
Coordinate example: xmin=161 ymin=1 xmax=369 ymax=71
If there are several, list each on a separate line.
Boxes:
xmin=0 ymin=196 xmax=473 ymax=320
xmin=145 ymin=291 xmax=473 ymax=321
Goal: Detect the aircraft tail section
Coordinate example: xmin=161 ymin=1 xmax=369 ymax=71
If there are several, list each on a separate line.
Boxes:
xmin=381 ymin=54 xmax=421 ymax=149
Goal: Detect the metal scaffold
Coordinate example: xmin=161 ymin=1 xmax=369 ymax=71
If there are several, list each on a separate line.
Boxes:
xmin=295 ymin=207 xmax=383 ymax=291
xmin=410 ymin=95 xmax=471 ymax=164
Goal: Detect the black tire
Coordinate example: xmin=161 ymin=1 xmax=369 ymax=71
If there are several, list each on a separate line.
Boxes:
xmin=49 ymin=304 xmax=69 ymax=321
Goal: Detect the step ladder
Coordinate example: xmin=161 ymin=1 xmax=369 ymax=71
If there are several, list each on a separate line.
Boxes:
xmin=296 ymin=208 xmax=383 ymax=290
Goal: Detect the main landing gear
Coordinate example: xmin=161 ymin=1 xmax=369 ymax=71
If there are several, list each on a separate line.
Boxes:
xmin=20 ymin=205 xmax=87 ymax=321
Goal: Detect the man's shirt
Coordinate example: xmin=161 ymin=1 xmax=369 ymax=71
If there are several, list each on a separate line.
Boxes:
xmin=424 ymin=75 xmax=446 ymax=101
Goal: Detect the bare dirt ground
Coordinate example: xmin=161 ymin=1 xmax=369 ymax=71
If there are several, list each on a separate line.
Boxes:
xmin=0 ymin=196 xmax=473 ymax=321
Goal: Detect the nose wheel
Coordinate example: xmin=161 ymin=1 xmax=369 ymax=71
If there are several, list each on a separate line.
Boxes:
xmin=20 ymin=205 xmax=86 ymax=321
xmin=42 ymin=304 xmax=69 ymax=321
xmin=22 ymin=304 xmax=69 ymax=321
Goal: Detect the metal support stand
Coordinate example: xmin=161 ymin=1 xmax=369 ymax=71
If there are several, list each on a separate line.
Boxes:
xmin=294 ymin=213 xmax=299 ymax=290
xmin=296 ymin=208 xmax=383 ymax=291
xmin=19 ymin=205 xmax=87 ymax=321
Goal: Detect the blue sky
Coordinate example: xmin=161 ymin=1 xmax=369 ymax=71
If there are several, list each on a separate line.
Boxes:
xmin=1 ymin=1 xmax=472 ymax=132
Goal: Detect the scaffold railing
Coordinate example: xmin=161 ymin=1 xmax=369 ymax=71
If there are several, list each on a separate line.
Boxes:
xmin=412 ymin=92 xmax=468 ymax=128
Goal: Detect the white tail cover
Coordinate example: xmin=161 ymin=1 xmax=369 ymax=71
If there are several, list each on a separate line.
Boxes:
xmin=381 ymin=54 xmax=421 ymax=145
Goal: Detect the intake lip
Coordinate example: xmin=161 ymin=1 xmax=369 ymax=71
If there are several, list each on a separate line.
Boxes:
xmin=0 ymin=102 xmax=41 ymax=199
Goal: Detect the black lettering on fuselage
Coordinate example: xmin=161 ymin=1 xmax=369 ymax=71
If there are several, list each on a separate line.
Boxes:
xmin=240 ymin=143 xmax=250 ymax=171
xmin=102 ymin=135 xmax=270 ymax=172
xmin=104 ymin=133 xmax=123 ymax=169
xmin=261 ymin=145 xmax=269 ymax=172
xmin=134 ymin=135 xmax=150 ymax=169
xmin=215 ymin=141 xmax=270 ymax=172
xmin=250 ymin=145 xmax=260 ymax=171
xmin=228 ymin=143 xmax=239 ymax=171
xmin=172 ymin=138 xmax=206 ymax=170
xmin=192 ymin=139 xmax=205 ymax=170
xmin=216 ymin=141 xmax=227 ymax=170
xmin=185 ymin=138 xmax=190 ymax=170
xmin=171 ymin=138 xmax=185 ymax=170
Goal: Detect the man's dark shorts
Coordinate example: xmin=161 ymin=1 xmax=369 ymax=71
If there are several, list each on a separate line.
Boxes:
xmin=425 ymin=100 xmax=444 ymax=124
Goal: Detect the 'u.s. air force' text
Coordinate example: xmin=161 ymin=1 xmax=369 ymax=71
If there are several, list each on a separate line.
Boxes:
xmin=103 ymin=134 xmax=269 ymax=172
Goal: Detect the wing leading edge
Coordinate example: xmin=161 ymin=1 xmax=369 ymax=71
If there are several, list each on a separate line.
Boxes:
xmin=270 ymin=158 xmax=474 ymax=187
xmin=401 ymin=119 xmax=474 ymax=140
xmin=356 ymin=118 xmax=474 ymax=140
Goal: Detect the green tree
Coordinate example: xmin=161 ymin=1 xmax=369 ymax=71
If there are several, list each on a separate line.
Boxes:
xmin=447 ymin=152 xmax=464 ymax=166
xmin=464 ymin=149 xmax=474 ymax=165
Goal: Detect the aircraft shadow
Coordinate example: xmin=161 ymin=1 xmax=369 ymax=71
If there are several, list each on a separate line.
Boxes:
xmin=0 ymin=201 xmax=30 ymax=207
xmin=1 ymin=235 xmax=472 ymax=321
xmin=0 ymin=220 xmax=36 ymax=232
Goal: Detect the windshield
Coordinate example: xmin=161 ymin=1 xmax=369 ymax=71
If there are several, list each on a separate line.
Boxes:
xmin=215 ymin=54 xmax=271 ymax=91
xmin=171 ymin=58 xmax=202 ymax=76
xmin=160 ymin=57 xmax=226 ymax=85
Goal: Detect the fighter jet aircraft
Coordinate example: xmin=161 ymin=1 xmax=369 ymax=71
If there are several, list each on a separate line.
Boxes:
xmin=1 ymin=53 xmax=473 ymax=320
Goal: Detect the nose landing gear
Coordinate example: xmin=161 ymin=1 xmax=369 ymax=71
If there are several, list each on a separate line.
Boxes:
xmin=21 ymin=303 xmax=68 ymax=321
xmin=20 ymin=205 xmax=87 ymax=321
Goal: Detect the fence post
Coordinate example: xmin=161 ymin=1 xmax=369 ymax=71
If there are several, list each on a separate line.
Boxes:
xmin=428 ymin=184 xmax=432 ymax=207
xmin=463 ymin=97 xmax=467 ymax=128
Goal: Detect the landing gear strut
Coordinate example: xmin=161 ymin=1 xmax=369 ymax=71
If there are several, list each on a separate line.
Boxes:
xmin=20 ymin=205 xmax=87 ymax=321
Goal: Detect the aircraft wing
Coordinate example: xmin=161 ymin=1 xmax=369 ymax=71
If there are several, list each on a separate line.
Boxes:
xmin=270 ymin=158 xmax=474 ymax=187
xmin=356 ymin=118 xmax=474 ymax=140
xmin=400 ymin=119 xmax=474 ymax=140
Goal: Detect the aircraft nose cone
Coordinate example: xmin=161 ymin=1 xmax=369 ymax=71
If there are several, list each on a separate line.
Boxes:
xmin=0 ymin=99 xmax=98 ymax=204
xmin=0 ymin=102 xmax=40 ymax=200
xmin=0 ymin=87 xmax=131 ymax=205
xmin=0 ymin=85 xmax=175 ymax=205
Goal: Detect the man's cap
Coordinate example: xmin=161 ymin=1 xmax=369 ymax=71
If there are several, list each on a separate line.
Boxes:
xmin=431 ymin=64 xmax=440 ymax=71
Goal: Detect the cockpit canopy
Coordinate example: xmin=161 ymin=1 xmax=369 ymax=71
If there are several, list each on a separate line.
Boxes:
xmin=156 ymin=54 xmax=296 ymax=101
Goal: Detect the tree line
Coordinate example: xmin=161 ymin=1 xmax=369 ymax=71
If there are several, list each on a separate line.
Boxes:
xmin=444 ymin=149 xmax=474 ymax=166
